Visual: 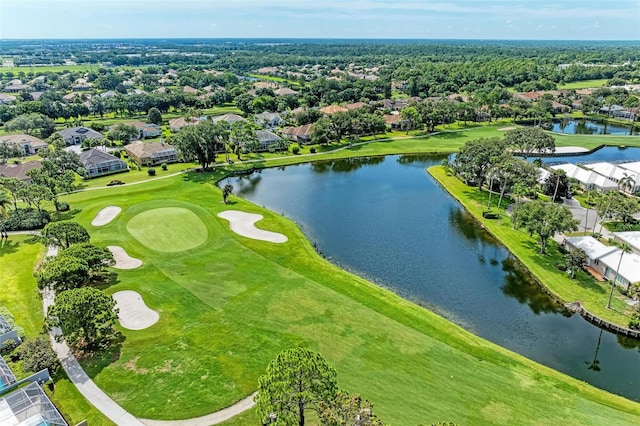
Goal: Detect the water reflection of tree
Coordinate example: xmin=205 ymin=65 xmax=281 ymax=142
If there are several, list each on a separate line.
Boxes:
xmin=396 ymin=154 xmax=449 ymax=164
xmin=310 ymin=156 xmax=385 ymax=174
xmin=448 ymin=207 xmax=499 ymax=247
xmin=575 ymin=120 xmax=598 ymax=135
xmin=586 ymin=329 xmax=603 ymax=373
xmin=617 ymin=334 xmax=640 ymax=352
xmin=231 ymin=174 xmax=263 ymax=196
xmin=501 ymin=257 xmax=566 ymax=315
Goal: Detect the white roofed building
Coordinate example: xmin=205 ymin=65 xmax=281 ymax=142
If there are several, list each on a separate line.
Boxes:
xmin=613 ymin=231 xmax=640 ymax=255
xmin=599 ymin=250 xmax=640 ymax=290
xmin=550 ymin=163 xmax=618 ymax=192
xmin=583 ymin=162 xmax=640 ymax=193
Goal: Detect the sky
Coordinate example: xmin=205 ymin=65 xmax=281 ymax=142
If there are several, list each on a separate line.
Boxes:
xmin=1 ymin=0 xmax=639 ymax=40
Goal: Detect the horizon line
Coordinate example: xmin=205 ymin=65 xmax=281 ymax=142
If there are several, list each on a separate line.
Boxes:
xmin=1 ymin=37 xmax=639 ymax=42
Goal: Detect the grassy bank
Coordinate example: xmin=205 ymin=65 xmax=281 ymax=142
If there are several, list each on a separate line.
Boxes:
xmin=51 ymin=173 xmax=640 ymax=424
xmin=428 ymin=166 xmax=633 ymax=327
xmin=0 ymin=235 xmax=114 ymax=426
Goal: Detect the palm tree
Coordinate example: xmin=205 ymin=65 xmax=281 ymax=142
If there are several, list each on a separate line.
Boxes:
xmin=606 ymin=242 xmax=633 ymax=309
xmin=0 ymin=191 xmax=9 ymax=239
xmin=618 ymin=173 xmax=636 ymax=195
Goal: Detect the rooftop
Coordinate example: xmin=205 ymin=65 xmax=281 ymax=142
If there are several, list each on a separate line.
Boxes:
xmin=0 ymin=161 xmax=43 ymax=181
xmin=613 ymin=231 xmax=640 ymax=252
xmin=564 ymin=236 xmax=618 ymax=261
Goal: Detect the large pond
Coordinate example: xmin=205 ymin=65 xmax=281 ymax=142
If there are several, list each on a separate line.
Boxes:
xmin=525 ymin=119 xmax=637 ymax=135
xmin=222 ymin=155 xmax=640 ymax=402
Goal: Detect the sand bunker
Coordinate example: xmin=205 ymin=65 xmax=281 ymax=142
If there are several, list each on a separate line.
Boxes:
xmin=498 ymin=126 xmax=517 ymax=131
xmin=218 ymin=210 xmax=288 ymax=243
xmin=108 ymin=246 xmax=143 ymax=269
xmin=112 ymin=290 xmax=159 ymax=330
xmin=92 ymin=206 xmax=122 ymax=226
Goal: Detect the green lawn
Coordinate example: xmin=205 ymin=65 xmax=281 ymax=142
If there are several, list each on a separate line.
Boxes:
xmin=126 ymin=206 xmax=209 ymax=252
xmin=428 ymin=166 xmax=633 ymax=328
xmin=558 ymin=79 xmax=609 ymax=90
xmin=50 ymin=173 xmax=640 ymax=425
xmin=0 ymin=235 xmax=114 ymax=426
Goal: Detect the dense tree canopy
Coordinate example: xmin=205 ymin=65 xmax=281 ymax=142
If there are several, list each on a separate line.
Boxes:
xmin=452 ymin=137 xmax=507 ymax=188
xmin=42 ymin=221 xmax=90 ymax=249
xmin=47 ymin=287 xmax=119 ymax=352
xmin=172 ymin=121 xmax=229 ymax=169
xmin=512 ymin=200 xmax=578 ymax=254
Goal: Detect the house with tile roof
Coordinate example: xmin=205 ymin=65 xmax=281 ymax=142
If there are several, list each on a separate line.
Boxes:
xmin=79 ymin=148 xmax=128 ymax=178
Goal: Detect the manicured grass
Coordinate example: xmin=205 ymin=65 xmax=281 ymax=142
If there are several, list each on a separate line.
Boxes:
xmin=429 ymin=166 xmax=633 ymax=327
xmin=0 ymin=235 xmax=114 ymax=426
xmin=0 ymin=64 xmax=101 ymax=74
xmin=55 ymin=173 xmax=640 ymax=424
xmin=558 ymin=79 xmax=609 ymax=90
xmin=126 ymin=206 xmax=209 ymax=252
xmin=248 ymin=73 xmax=302 ymax=87
xmin=0 ymin=235 xmax=44 ymax=336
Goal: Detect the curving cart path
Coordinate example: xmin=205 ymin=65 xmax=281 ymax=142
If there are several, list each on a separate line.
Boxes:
xmin=25 ymin=238 xmax=255 ymax=425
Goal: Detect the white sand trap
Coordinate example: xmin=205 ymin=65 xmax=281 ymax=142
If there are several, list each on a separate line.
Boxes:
xmin=218 ymin=210 xmax=288 ymax=243
xmin=108 ymin=246 xmax=143 ymax=269
xmin=498 ymin=126 xmax=517 ymax=131
xmin=112 ymin=290 xmax=159 ymax=330
xmin=92 ymin=206 xmax=122 ymax=226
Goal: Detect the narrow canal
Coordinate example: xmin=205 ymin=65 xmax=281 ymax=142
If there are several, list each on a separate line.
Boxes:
xmin=222 ymin=154 xmax=640 ymax=402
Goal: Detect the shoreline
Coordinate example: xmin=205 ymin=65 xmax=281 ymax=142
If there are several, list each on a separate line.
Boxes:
xmin=427 ymin=165 xmax=639 ymax=338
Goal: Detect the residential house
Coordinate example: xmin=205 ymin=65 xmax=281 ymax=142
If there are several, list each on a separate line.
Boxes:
xmin=254 ymin=81 xmax=278 ymax=90
xmin=551 ymin=101 xmax=570 ymax=113
xmin=274 ymin=87 xmax=298 ymax=96
xmin=612 ymin=231 xmax=640 ymax=255
xmin=598 ymin=250 xmax=640 ymax=290
xmin=72 ymin=80 xmax=92 ymax=91
xmin=576 ymin=88 xmax=594 ymax=96
xmin=515 ymin=92 xmax=543 ymax=102
xmin=583 ymin=162 xmax=640 ymax=193
xmin=345 ymin=101 xmax=368 ymax=111
xmin=550 ymin=163 xmax=618 ymax=192
xmin=0 ymin=161 xmax=43 ymax=183
xmin=211 ymin=113 xmax=245 ymax=124
xmin=281 ymin=124 xmax=314 ymax=144
xmin=125 ymin=121 xmax=162 ymax=139
xmin=183 ymin=85 xmax=199 ymax=94
xmin=254 ymin=112 xmax=285 ymax=129
xmin=319 ymin=105 xmax=348 ymax=115
xmin=125 ymin=141 xmax=177 ymax=166
xmin=0 ymin=134 xmax=48 ymax=155
xmin=4 ymin=79 xmax=28 ymax=93
xmin=0 ymin=93 xmax=16 ymax=104
xmin=563 ymin=236 xmax=618 ymax=277
xmin=252 ymin=130 xmax=286 ymax=151
xmin=383 ymin=114 xmax=404 ymax=131
xmin=58 ymin=127 xmax=104 ymax=146
xmin=79 ymin=148 xmax=128 ymax=178
xmin=100 ymin=90 xmax=117 ymax=99
xmin=169 ymin=116 xmax=202 ymax=132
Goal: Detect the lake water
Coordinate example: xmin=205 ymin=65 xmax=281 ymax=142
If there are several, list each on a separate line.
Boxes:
xmin=527 ymin=119 xmax=636 ymax=135
xmin=222 ymin=155 xmax=640 ymax=402
xmin=540 ymin=146 xmax=640 ymax=164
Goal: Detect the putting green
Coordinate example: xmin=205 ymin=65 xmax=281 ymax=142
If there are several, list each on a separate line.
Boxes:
xmin=126 ymin=207 xmax=208 ymax=252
